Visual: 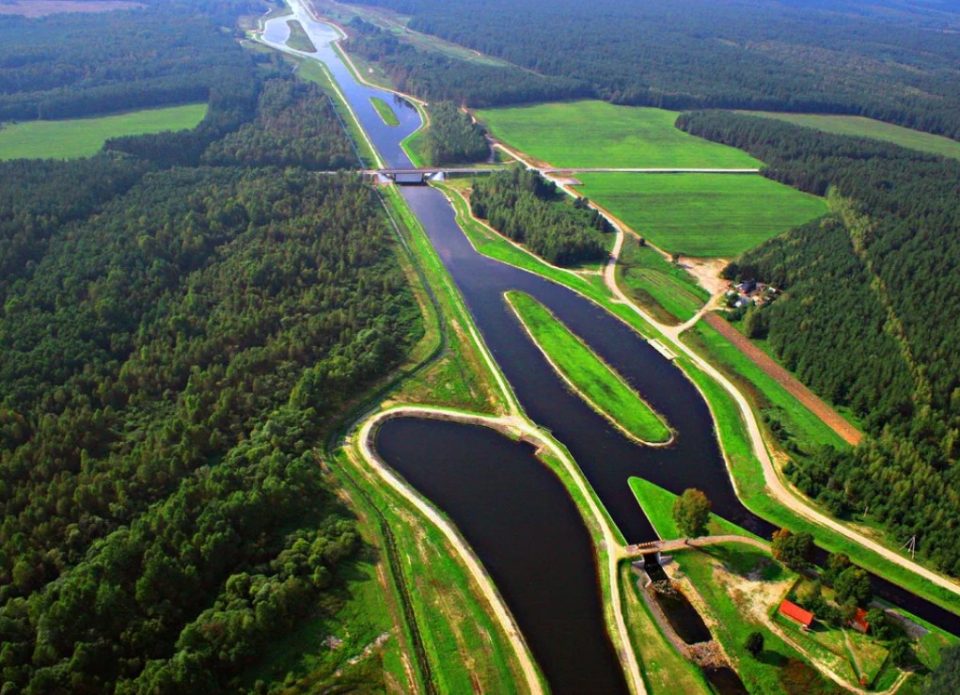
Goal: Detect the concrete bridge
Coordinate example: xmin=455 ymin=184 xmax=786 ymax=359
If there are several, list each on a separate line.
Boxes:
xmin=370 ymin=167 xmax=501 ymax=184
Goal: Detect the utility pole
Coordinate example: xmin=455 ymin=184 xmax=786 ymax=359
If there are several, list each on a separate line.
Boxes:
xmin=901 ymin=535 xmax=917 ymax=560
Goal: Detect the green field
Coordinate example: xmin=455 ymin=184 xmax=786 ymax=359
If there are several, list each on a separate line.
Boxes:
xmin=742 ymin=111 xmax=960 ymax=161
xmin=577 ymin=173 xmax=827 ymax=257
xmin=616 ymin=239 xmax=709 ymax=324
xmin=286 ymin=19 xmax=317 ymax=52
xmin=0 ymin=103 xmax=208 ymax=161
xmin=476 ymin=101 xmax=760 ymax=169
xmin=506 ymin=291 xmax=672 ymax=444
xmin=371 ymin=96 xmax=400 ymax=126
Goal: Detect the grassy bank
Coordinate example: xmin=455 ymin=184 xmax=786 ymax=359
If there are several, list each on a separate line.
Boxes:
xmin=380 ymin=184 xmax=506 ymax=413
xmin=619 ymin=562 xmax=712 ymax=695
xmin=683 ymin=320 xmax=849 ymax=456
xmin=286 ymin=19 xmax=317 ymax=52
xmin=628 ymin=477 xmax=761 ymax=541
xmin=0 ymin=103 xmax=207 ymax=160
xmin=477 ymin=100 xmax=760 ymax=168
xmin=371 ymin=96 xmax=400 ymax=126
xmin=576 ymin=172 xmax=828 ymax=257
xmin=676 ymin=352 xmax=960 ymax=618
xmin=740 ymin=111 xmax=960 ymax=161
xmin=292 ymin=57 xmax=380 ymax=168
xmin=335 ymin=449 xmax=532 ymax=693
xmin=506 ymin=290 xmax=672 ymax=445
xmin=616 ymin=238 xmax=708 ymax=324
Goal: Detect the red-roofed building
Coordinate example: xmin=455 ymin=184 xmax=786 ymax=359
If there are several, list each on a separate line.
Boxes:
xmin=850 ymin=608 xmax=870 ymax=634
xmin=779 ymin=599 xmax=815 ymax=630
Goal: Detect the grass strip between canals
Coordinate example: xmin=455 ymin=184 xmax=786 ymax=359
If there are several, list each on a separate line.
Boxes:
xmin=505 ymin=290 xmax=672 ymax=445
xmin=371 ymin=96 xmax=400 ymax=126
xmin=286 ymin=19 xmax=317 ymax=52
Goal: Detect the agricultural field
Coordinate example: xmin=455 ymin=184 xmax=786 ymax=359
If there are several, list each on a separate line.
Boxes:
xmin=577 ymin=172 xmax=827 ymax=257
xmin=506 ymin=291 xmax=672 ymax=444
xmin=616 ymin=238 xmax=709 ymax=324
xmin=476 ymin=101 xmax=760 ymax=169
xmin=0 ymin=103 xmax=207 ymax=160
xmin=741 ymin=111 xmax=960 ymax=161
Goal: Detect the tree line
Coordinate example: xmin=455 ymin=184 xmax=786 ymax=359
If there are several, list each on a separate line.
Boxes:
xmin=342 ymin=17 xmax=588 ymax=108
xmin=351 ymin=0 xmax=960 ymax=139
xmin=677 ymin=111 xmax=960 ymax=575
xmin=0 ymin=1 xmax=265 ymax=122
xmin=422 ymin=101 xmax=489 ymax=165
xmin=470 ymin=167 xmax=612 ymax=266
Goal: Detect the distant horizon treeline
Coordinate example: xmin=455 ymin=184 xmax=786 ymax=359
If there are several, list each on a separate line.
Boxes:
xmin=350 ymin=0 xmax=960 ymax=140
xmin=677 ymin=110 xmax=960 ymax=575
xmin=0 ymin=0 xmax=269 ymax=122
xmin=343 ymin=17 xmax=589 ymax=108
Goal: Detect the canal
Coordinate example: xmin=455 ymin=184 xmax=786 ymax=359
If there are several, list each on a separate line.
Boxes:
xmin=265 ymin=4 xmax=960 ymax=691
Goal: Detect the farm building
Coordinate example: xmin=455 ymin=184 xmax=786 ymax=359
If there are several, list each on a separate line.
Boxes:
xmin=850 ymin=608 xmax=870 ymax=634
xmin=779 ymin=599 xmax=814 ymax=630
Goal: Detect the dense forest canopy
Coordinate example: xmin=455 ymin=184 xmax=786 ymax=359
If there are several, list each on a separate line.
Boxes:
xmin=421 ymin=101 xmax=489 ymax=165
xmin=677 ymin=111 xmax=960 ymax=574
xmin=0 ymin=4 xmax=421 ymax=691
xmin=470 ymin=168 xmax=612 ymax=266
xmin=351 ymin=0 xmax=960 ymax=138
xmin=342 ymin=16 xmax=588 ymax=108
xmin=0 ymin=0 xmax=264 ymax=121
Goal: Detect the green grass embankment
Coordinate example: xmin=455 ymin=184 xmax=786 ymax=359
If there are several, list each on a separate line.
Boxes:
xmin=286 ymin=19 xmax=317 ymax=52
xmin=683 ymin=321 xmax=849 ymax=453
xmin=616 ymin=238 xmax=708 ymax=324
xmin=371 ymin=96 xmax=400 ymax=126
xmin=0 ymin=103 xmax=207 ymax=160
xmin=506 ymin=290 xmax=672 ymax=445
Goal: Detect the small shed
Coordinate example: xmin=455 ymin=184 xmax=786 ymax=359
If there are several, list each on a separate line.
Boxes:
xmin=850 ymin=608 xmax=870 ymax=634
xmin=779 ymin=599 xmax=814 ymax=630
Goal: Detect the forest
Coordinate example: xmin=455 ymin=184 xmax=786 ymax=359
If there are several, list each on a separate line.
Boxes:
xmin=0 ymin=0 xmax=266 ymax=122
xmin=677 ymin=111 xmax=960 ymax=575
xmin=421 ymin=101 xmax=489 ymax=165
xmin=342 ymin=17 xmax=588 ymax=108
xmin=470 ymin=168 xmax=611 ymax=266
xmin=352 ymin=0 xmax=960 ymax=138
xmin=0 ymin=11 xmax=421 ymax=691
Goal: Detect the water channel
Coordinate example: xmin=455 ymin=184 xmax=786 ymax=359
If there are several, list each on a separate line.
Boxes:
xmin=264 ymin=5 xmax=960 ymax=691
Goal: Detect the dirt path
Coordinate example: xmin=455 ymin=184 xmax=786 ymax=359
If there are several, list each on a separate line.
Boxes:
xmin=704 ymin=313 xmax=863 ymax=446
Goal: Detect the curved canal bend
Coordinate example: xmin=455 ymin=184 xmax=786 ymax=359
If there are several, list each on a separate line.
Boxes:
xmin=268 ymin=5 xmax=960 ymax=690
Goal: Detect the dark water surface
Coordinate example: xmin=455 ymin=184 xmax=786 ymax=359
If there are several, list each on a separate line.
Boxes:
xmin=377 ymin=418 xmax=630 ymax=694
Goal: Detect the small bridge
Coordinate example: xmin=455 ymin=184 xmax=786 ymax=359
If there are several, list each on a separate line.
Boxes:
xmin=624 ymin=534 xmax=768 ymax=564
xmin=370 ymin=167 xmax=502 ymax=184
